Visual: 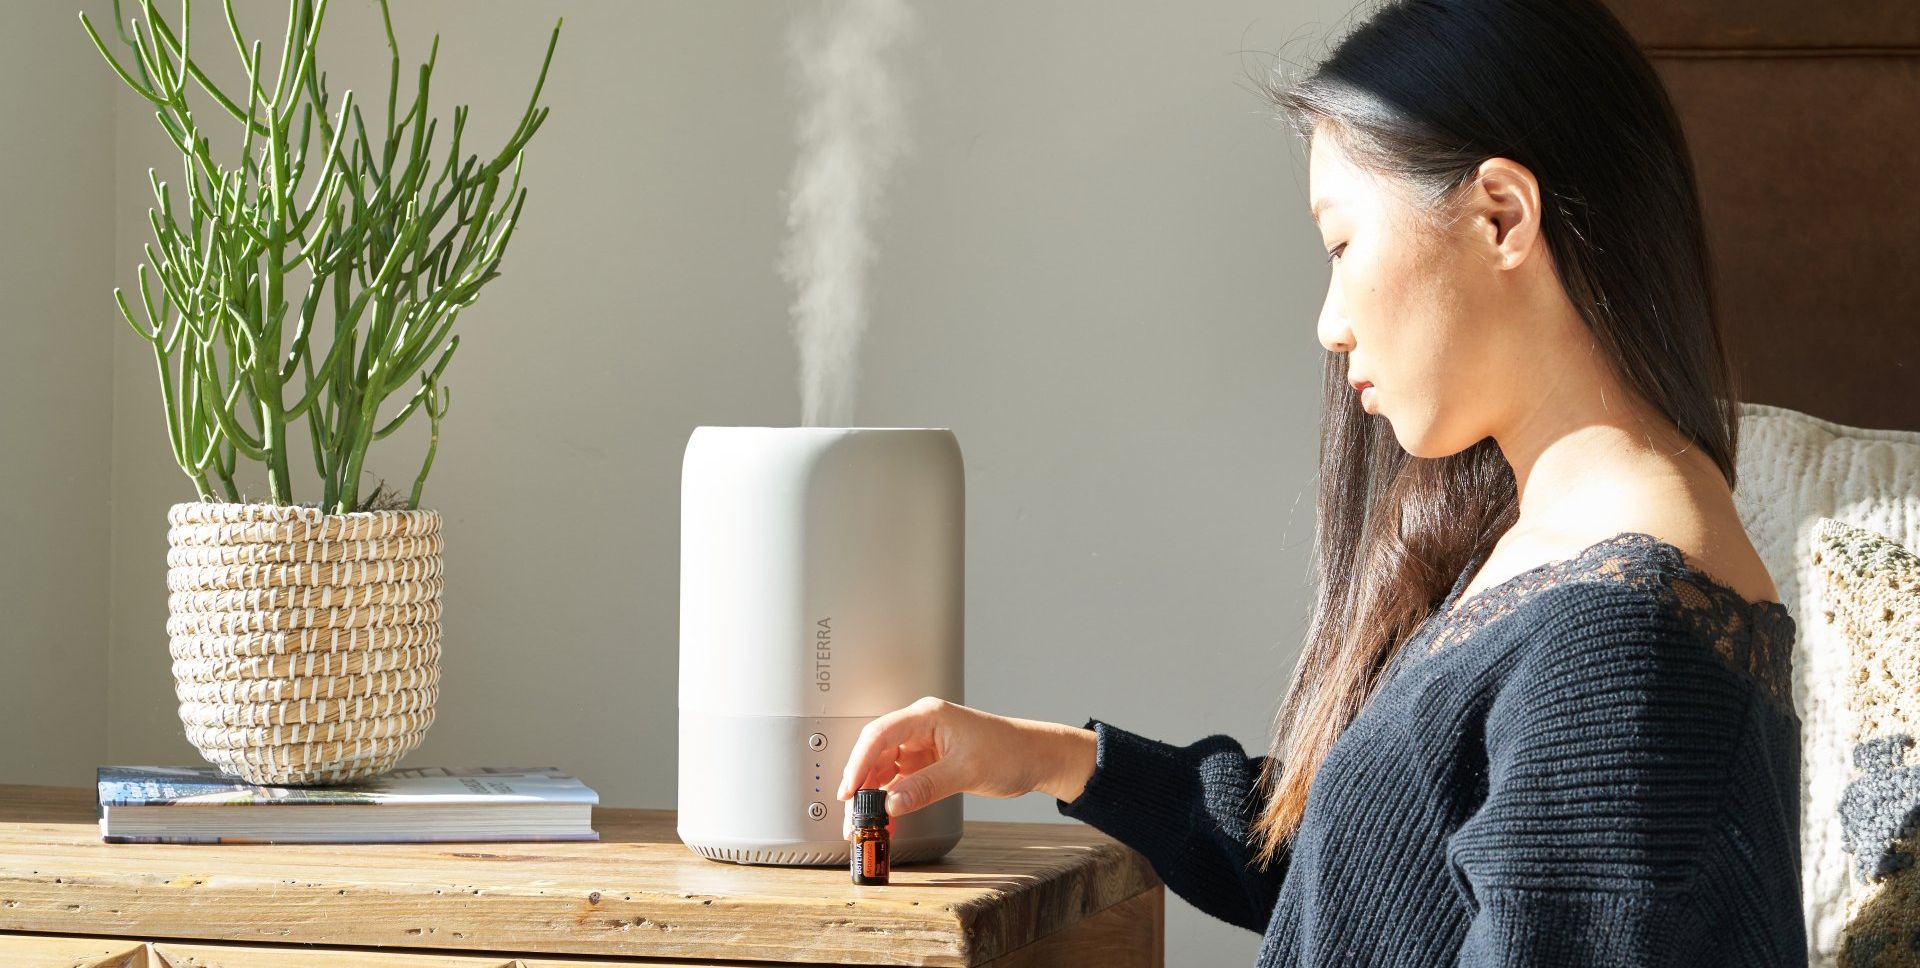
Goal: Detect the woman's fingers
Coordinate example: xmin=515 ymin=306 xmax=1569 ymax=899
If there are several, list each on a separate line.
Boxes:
xmin=835 ymin=697 xmax=977 ymax=842
xmin=891 ymin=743 xmax=939 ymax=776
xmin=851 ymin=745 xmax=904 ymax=795
xmin=884 ymin=757 xmax=965 ymax=817
xmin=837 ymin=697 xmax=947 ymax=800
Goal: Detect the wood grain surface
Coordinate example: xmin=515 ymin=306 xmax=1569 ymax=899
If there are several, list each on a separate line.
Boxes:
xmin=0 ymin=784 xmax=1162 ymax=966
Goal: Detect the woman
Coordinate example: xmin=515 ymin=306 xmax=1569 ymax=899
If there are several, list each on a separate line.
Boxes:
xmin=838 ymin=0 xmax=1805 ymax=963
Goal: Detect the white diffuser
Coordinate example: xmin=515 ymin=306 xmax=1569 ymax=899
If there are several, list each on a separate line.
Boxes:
xmin=677 ymin=427 xmax=965 ymax=865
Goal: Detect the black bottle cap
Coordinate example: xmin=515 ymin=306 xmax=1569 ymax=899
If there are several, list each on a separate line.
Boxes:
xmin=852 ymin=787 xmax=889 ymax=824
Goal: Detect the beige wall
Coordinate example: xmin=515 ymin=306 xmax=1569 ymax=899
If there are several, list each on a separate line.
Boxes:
xmin=1 ymin=2 xmax=115 ymax=786
xmin=12 ymin=2 xmax=1362 ymax=963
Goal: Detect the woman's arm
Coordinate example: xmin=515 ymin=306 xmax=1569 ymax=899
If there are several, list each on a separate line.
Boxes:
xmin=1025 ymin=715 xmax=1097 ymax=803
xmin=1054 ymin=718 xmax=1290 ymax=934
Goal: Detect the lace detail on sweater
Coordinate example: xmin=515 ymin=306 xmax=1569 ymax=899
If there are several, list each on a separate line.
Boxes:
xmin=1412 ymin=531 xmax=1797 ymax=712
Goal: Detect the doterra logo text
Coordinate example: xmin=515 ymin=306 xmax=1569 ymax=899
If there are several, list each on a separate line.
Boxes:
xmin=815 ymin=617 xmax=832 ymax=691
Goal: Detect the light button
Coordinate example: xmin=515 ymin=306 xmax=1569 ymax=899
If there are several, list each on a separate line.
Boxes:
xmin=807 ymin=801 xmax=828 ymax=821
xmin=807 ymin=732 xmax=828 ymax=751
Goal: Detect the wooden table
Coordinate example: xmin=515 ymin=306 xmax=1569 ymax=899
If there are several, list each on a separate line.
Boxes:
xmin=0 ymin=784 xmax=1163 ymax=967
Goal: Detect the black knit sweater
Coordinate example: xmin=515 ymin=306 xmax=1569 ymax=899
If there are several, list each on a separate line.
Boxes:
xmin=1056 ymin=531 xmax=1805 ymax=966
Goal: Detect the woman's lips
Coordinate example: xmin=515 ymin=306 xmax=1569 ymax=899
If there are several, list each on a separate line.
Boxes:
xmin=1359 ymin=385 xmax=1377 ymax=412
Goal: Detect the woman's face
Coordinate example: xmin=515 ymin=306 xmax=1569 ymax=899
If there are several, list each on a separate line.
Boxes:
xmin=1308 ymin=124 xmax=1550 ymax=459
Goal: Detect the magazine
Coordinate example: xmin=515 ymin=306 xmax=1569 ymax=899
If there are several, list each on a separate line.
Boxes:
xmin=96 ymin=766 xmax=600 ymax=844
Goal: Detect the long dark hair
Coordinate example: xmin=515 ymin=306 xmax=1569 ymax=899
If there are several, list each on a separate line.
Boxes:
xmin=1248 ymin=0 xmax=1745 ymax=868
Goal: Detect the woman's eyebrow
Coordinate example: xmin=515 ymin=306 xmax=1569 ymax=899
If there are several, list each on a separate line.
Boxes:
xmin=1310 ymin=197 xmax=1339 ymax=223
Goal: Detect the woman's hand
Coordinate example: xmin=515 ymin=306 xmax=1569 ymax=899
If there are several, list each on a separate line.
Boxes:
xmin=836 ymin=696 xmax=1097 ymax=840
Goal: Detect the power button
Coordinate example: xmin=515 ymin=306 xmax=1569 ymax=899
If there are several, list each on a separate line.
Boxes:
xmin=807 ymin=732 xmax=828 ymax=751
xmin=807 ymin=801 xmax=828 ymax=820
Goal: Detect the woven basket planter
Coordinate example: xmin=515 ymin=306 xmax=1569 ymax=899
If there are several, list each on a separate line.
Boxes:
xmin=166 ymin=501 xmax=444 ymax=785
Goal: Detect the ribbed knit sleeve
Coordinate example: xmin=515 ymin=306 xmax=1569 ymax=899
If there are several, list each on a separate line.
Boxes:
xmin=1444 ymin=583 xmax=1803 ymax=966
xmin=1054 ymin=718 xmax=1288 ymax=933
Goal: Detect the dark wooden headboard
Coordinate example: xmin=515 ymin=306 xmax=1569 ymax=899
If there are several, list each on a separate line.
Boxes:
xmin=1602 ymin=1 xmax=1920 ymax=432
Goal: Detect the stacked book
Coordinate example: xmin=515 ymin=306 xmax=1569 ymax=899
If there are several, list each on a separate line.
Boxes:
xmin=96 ymin=766 xmax=599 ymax=844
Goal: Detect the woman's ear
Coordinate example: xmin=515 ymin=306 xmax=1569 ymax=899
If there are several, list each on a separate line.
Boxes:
xmin=1467 ymin=157 xmax=1543 ymax=270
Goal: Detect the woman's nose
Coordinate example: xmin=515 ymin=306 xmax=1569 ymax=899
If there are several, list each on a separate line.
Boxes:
xmin=1318 ymin=301 xmax=1353 ymax=354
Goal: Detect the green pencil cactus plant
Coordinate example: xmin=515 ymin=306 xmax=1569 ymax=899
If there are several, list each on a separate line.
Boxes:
xmin=81 ymin=0 xmax=561 ymax=512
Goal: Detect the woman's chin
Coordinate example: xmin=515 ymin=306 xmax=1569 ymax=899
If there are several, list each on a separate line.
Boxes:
xmin=1395 ymin=422 xmax=1490 ymax=460
xmin=1368 ymin=402 xmax=1468 ymax=460
xmin=1377 ymin=411 xmax=1433 ymax=457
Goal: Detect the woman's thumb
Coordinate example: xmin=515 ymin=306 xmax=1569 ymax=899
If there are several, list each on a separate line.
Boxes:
xmin=886 ymin=758 xmax=964 ymax=817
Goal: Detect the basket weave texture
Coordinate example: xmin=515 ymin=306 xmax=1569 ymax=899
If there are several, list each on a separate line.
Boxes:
xmin=166 ymin=502 xmax=443 ymax=785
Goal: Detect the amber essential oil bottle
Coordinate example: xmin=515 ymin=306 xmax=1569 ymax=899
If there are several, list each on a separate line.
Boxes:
xmin=850 ymin=788 xmax=891 ymax=885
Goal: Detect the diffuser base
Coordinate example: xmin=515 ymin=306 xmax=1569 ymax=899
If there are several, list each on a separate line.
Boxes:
xmin=685 ymin=830 xmax=961 ymax=867
xmin=678 ymin=711 xmax=965 ymax=865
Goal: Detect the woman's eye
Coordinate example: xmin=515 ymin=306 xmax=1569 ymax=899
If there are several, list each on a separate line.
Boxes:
xmin=1325 ymin=243 xmax=1346 ymax=264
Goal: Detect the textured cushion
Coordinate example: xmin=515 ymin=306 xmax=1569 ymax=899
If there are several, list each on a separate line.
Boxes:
xmin=1732 ymin=401 xmax=1920 ymax=967
xmin=1812 ymin=518 xmax=1920 ymax=963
